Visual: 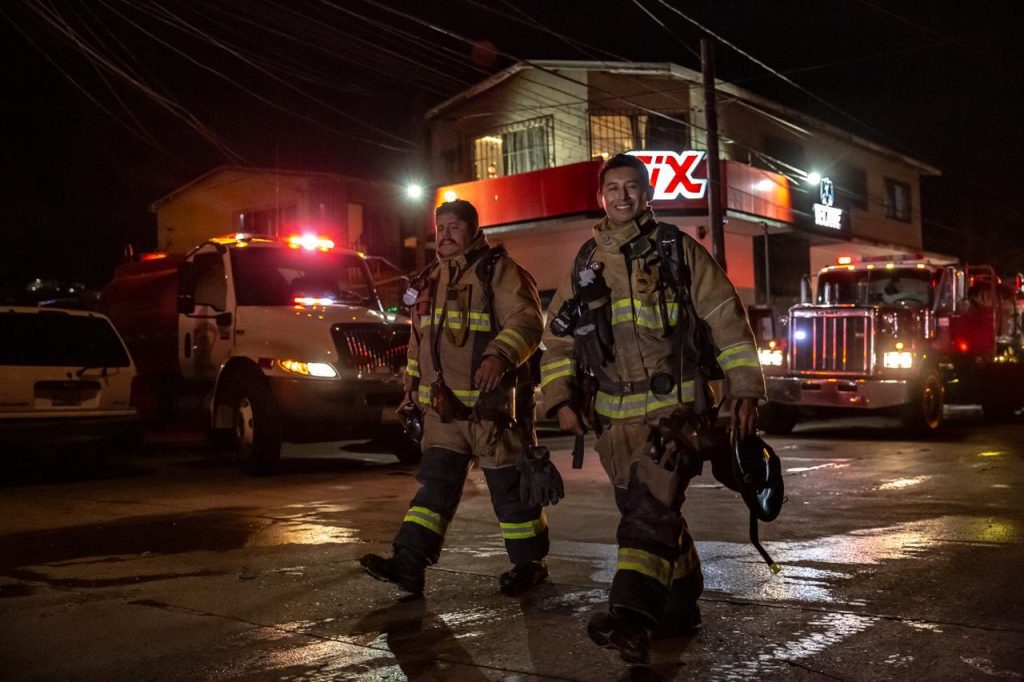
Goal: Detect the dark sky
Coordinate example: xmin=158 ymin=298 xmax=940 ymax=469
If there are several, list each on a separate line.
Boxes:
xmin=1 ymin=0 xmax=1021 ymax=290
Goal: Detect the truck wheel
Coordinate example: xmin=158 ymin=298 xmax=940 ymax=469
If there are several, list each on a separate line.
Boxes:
xmin=230 ymin=372 xmax=282 ymax=475
xmin=759 ymin=402 xmax=798 ymax=435
xmin=901 ymin=368 xmax=944 ymax=435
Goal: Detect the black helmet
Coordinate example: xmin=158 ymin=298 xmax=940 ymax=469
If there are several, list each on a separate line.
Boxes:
xmin=731 ymin=435 xmax=784 ymax=522
xmin=396 ymin=402 xmax=424 ymax=445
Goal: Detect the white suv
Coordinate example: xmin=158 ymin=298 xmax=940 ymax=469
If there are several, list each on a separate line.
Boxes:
xmin=0 ymin=307 xmax=139 ymax=451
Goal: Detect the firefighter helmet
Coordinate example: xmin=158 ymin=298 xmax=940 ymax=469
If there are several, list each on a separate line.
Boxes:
xmin=731 ymin=435 xmax=784 ymax=522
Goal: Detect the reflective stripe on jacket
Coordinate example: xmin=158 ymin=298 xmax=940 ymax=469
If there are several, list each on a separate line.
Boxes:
xmin=540 ymin=213 xmax=765 ymax=421
xmin=406 ymin=232 xmax=543 ymax=409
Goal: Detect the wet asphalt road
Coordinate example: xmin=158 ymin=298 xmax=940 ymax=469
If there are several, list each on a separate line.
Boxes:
xmin=1 ymin=408 xmax=1022 ymax=681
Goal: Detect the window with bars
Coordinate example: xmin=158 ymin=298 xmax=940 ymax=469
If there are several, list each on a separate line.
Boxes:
xmin=885 ymin=178 xmax=912 ymax=222
xmin=472 ymin=116 xmax=554 ymax=179
xmin=589 ymin=111 xmax=689 ymax=159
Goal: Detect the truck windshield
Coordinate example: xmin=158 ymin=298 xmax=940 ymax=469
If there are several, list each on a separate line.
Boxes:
xmin=230 ymin=247 xmax=376 ymax=307
xmin=817 ymin=268 xmax=937 ymax=306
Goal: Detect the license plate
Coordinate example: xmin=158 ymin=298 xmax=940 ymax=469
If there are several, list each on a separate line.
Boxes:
xmin=381 ymin=407 xmax=399 ymax=423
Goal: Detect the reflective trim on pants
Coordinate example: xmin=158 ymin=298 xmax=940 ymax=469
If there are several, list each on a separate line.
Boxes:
xmin=500 ymin=511 xmax=548 ymax=540
xmin=402 ymin=505 xmax=448 ymax=536
xmin=616 ymin=547 xmax=673 ymax=587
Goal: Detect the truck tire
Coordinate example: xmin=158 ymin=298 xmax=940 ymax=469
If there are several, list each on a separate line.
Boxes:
xmin=901 ymin=368 xmax=944 ymax=435
xmin=759 ymin=402 xmax=798 ymax=435
xmin=228 ymin=371 xmax=283 ymax=475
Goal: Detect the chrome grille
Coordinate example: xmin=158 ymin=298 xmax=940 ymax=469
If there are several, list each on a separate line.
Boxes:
xmin=790 ymin=310 xmax=873 ymax=375
xmin=331 ymin=323 xmax=409 ymax=375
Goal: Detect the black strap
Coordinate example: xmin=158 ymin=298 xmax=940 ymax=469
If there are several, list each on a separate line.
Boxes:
xmin=428 ymin=246 xmax=491 ymax=381
xmin=570 ymin=238 xmax=598 ymax=297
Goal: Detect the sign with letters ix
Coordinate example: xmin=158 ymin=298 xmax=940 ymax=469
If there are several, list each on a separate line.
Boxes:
xmin=628 ymin=150 xmax=708 ymax=201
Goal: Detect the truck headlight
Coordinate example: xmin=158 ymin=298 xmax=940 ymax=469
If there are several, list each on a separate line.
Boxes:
xmin=758 ymin=349 xmax=783 ymax=367
xmin=883 ymin=351 xmax=913 ymax=369
xmin=277 ymin=359 xmax=338 ymax=378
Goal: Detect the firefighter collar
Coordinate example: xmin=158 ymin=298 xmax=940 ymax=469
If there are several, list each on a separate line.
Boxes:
xmin=594 ymin=209 xmax=658 ymax=256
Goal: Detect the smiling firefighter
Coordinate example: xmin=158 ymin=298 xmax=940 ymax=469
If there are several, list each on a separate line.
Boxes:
xmin=541 ymin=154 xmax=767 ymax=664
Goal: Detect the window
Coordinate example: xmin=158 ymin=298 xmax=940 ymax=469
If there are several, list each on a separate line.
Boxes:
xmin=0 ymin=311 xmax=130 ymax=367
xmin=762 ymin=135 xmax=807 ymax=172
xmin=230 ymin=247 xmax=373 ymax=307
xmin=472 ymin=116 xmax=554 ymax=179
xmin=235 ymin=205 xmax=297 ymax=235
xmin=833 ymin=161 xmax=868 ymax=210
xmin=885 ymin=179 xmax=912 ymax=222
xmin=589 ymin=111 xmax=689 ymax=159
xmin=193 ymin=252 xmax=227 ymax=311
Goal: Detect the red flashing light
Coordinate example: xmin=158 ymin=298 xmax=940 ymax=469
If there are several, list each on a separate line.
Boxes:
xmin=287 ymin=235 xmax=335 ymax=252
xmin=140 ymin=252 xmax=168 ymax=261
xmin=836 ymin=256 xmax=853 ymax=265
xmin=957 ymin=340 xmax=969 ymax=353
xmin=293 ymin=297 xmax=334 ymax=306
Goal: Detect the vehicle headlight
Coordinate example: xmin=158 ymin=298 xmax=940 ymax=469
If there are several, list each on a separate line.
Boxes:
xmin=758 ymin=349 xmax=783 ymax=367
xmin=882 ymin=351 xmax=913 ymax=369
xmin=277 ymin=359 xmax=338 ymax=378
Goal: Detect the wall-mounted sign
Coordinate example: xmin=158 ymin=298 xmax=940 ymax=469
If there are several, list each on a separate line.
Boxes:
xmin=812 ymin=176 xmax=843 ymax=229
xmin=628 ymin=151 xmax=708 ymax=201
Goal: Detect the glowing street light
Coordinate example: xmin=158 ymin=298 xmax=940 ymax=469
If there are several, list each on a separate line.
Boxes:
xmin=406 ymin=183 xmax=424 ymax=200
xmin=806 ymin=171 xmax=821 ymax=186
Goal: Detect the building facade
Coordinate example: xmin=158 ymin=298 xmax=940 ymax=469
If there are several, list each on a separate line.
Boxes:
xmin=150 ymin=166 xmax=409 ymax=265
xmin=425 ymin=61 xmax=942 ymax=310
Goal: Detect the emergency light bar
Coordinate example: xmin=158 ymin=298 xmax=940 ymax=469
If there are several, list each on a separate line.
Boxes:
xmin=288 ymin=235 xmax=335 ymax=252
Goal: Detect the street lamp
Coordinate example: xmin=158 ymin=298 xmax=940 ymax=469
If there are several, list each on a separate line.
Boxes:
xmin=405 ymin=183 xmax=424 ymax=200
xmin=806 ymin=171 xmax=821 ymax=186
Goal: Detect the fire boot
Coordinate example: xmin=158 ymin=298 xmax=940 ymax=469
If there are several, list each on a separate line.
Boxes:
xmin=586 ymin=609 xmax=652 ymax=665
xmin=359 ymin=552 xmax=425 ymax=595
xmin=499 ymin=559 xmax=549 ymax=596
xmin=652 ymin=603 xmax=701 ymax=639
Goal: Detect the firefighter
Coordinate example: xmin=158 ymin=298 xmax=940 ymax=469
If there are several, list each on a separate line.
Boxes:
xmin=361 ymin=199 xmax=557 ymax=597
xmin=540 ymin=154 xmax=765 ymax=664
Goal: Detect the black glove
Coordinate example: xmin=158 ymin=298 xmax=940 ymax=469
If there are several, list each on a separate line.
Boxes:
xmin=517 ymin=445 xmax=565 ymax=507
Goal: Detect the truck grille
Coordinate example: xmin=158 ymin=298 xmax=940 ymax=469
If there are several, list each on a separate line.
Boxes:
xmin=790 ymin=310 xmax=873 ymax=375
xmin=331 ymin=323 xmax=409 ymax=376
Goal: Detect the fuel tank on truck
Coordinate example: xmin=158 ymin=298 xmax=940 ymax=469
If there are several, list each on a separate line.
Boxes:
xmin=97 ymin=256 xmax=183 ymax=379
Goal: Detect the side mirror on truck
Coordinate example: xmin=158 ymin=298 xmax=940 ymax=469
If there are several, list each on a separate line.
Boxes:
xmin=178 ymin=261 xmax=197 ymax=315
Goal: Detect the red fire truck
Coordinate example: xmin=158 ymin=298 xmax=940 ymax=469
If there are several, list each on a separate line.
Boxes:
xmin=758 ymin=254 xmax=1024 ymax=434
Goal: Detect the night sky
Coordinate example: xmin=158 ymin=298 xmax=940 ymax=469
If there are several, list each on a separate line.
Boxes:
xmin=1 ymin=0 xmax=1021 ymax=292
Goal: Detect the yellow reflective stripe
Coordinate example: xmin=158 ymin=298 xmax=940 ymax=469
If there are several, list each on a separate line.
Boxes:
xmin=717 ymin=343 xmax=760 ymax=371
xmin=594 ymin=382 xmax=695 ymax=419
xmin=403 ymin=505 xmax=447 ymax=536
xmin=407 ymin=358 xmax=420 ymax=378
xmin=451 ymin=388 xmax=479 ymax=407
xmin=418 ymin=386 xmax=479 ymax=407
xmin=420 ymin=309 xmax=490 ymax=331
xmin=495 ymin=327 xmax=532 ymax=363
xmin=540 ymin=357 xmax=573 ymax=388
xmin=617 ymin=547 xmax=673 ymax=586
xmin=609 ymin=299 xmax=679 ymax=329
xmin=500 ymin=512 xmax=548 ymax=540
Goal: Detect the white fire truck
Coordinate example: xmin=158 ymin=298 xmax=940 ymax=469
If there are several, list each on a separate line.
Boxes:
xmin=758 ymin=254 xmax=1024 ymax=434
xmin=99 ymin=233 xmax=415 ymax=472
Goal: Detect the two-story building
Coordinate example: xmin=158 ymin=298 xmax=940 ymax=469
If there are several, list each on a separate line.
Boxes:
xmin=424 ymin=60 xmax=943 ymax=310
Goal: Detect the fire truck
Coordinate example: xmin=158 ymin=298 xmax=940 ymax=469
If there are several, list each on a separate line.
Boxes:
xmin=758 ymin=254 xmax=1024 ymax=434
xmin=99 ymin=233 xmax=414 ymax=472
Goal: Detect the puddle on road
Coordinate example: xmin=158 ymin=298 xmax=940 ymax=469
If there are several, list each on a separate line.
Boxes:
xmin=877 ymin=475 xmax=930 ymax=490
xmin=712 ymin=612 xmax=878 ymax=681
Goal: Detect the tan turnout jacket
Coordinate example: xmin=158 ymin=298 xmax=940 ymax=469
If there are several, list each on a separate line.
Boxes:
xmin=539 ymin=212 xmax=765 ymax=423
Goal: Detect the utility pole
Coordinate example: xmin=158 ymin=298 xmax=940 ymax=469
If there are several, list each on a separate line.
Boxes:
xmin=701 ymin=38 xmax=726 ymax=272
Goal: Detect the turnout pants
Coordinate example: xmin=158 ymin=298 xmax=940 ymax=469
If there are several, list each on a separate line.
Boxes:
xmin=596 ymin=416 xmax=704 ymax=626
xmin=393 ymin=413 xmax=549 ymax=569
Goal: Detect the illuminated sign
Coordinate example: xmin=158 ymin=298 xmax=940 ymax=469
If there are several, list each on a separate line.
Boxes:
xmin=628 ymin=150 xmax=708 ymax=201
xmin=812 ymin=176 xmax=843 ymax=230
